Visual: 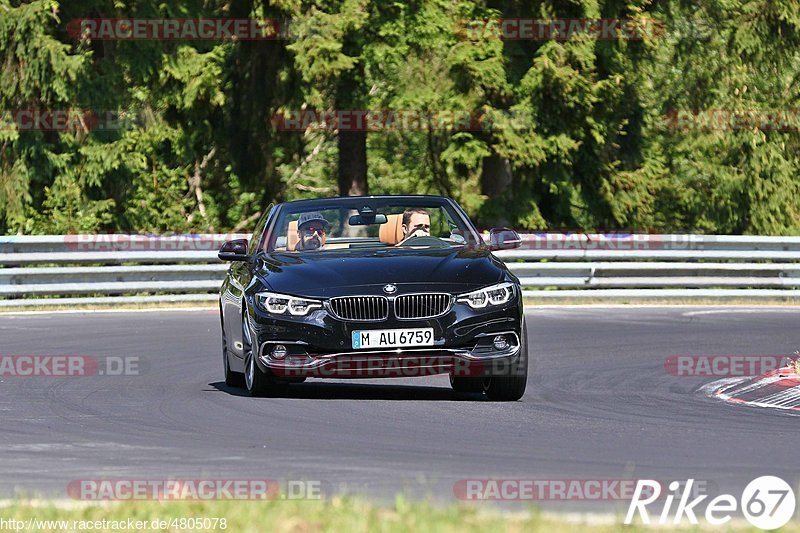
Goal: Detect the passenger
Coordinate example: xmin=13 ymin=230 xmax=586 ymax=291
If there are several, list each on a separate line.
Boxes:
xmin=397 ymin=208 xmax=431 ymax=245
xmin=402 ymin=208 xmax=431 ymax=239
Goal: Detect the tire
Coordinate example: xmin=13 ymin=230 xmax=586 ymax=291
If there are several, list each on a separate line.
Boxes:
xmin=242 ymin=312 xmax=287 ymax=397
xmin=449 ymin=374 xmax=486 ymax=393
xmin=222 ymin=327 xmax=244 ymax=387
xmin=483 ymin=320 xmax=528 ymax=402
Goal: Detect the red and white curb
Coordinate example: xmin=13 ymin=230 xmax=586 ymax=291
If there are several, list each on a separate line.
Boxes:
xmin=706 ymin=368 xmax=800 ymax=412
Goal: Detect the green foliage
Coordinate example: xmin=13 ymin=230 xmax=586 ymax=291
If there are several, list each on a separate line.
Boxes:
xmin=1 ymin=0 xmax=799 ymax=235
xmin=0 ymin=0 xmax=87 ymax=232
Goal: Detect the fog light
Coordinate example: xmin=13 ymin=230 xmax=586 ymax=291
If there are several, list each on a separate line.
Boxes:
xmin=271 ymin=344 xmax=287 ymax=359
xmin=492 ymin=335 xmax=509 ymax=351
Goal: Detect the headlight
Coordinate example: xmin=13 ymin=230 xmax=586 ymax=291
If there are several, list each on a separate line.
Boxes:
xmin=457 ymin=282 xmax=514 ymax=309
xmin=255 ymin=291 xmax=323 ymax=316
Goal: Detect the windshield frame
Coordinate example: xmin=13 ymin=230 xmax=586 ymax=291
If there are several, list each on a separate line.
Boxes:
xmin=257 ymin=196 xmax=484 ymax=254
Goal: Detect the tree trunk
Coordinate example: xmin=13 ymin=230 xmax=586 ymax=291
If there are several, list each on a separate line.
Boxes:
xmin=335 ymin=32 xmax=367 ymax=199
xmin=337 ymin=130 xmax=367 ymax=196
xmin=481 ymin=153 xmax=512 ymax=198
xmin=480 ymin=153 xmax=513 ymax=226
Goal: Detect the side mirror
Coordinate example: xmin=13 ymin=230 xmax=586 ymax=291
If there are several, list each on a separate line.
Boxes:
xmin=488 ymin=228 xmax=522 ymax=250
xmin=218 ymin=239 xmax=250 ymax=261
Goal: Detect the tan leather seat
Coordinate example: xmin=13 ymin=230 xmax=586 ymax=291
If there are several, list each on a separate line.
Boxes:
xmin=287 ymin=220 xmax=299 ymax=251
xmin=379 ymin=214 xmax=404 ymax=245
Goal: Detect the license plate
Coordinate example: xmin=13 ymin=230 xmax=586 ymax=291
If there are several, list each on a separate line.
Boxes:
xmin=351 ymin=328 xmax=434 ymax=349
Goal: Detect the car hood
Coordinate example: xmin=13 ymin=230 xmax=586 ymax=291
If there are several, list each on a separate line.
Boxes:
xmin=255 ymin=247 xmax=509 ymax=298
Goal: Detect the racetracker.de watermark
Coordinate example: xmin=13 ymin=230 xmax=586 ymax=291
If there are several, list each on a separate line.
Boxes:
xmin=272 ymin=109 xmax=484 ymax=132
xmin=456 ymin=18 xmax=666 ymax=41
xmin=453 ymin=479 xmax=718 ymax=501
xmin=0 ymin=356 xmax=141 ymax=377
xmin=514 ymin=232 xmax=706 ymax=251
xmin=664 ymin=355 xmax=797 ymax=377
xmin=67 ymin=18 xmax=285 ymax=40
xmin=0 ymin=109 xmax=141 ymax=132
xmin=62 ymin=233 xmax=249 ymax=251
xmin=268 ymin=355 xmax=523 ymax=379
xmin=67 ymin=479 xmax=327 ymax=500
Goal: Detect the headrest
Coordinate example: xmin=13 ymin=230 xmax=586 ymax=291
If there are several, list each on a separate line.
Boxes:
xmin=379 ymin=214 xmax=404 ymax=245
xmin=287 ymin=220 xmax=299 ymax=251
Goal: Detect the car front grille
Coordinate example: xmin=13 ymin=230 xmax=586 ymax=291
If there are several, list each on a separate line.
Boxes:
xmin=394 ymin=293 xmax=451 ymax=319
xmin=328 ymin=296 xmax=389 ymax=321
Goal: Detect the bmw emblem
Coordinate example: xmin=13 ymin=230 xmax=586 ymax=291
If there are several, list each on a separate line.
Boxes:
xmin=383 ymin=284 xmax=397 ymax=294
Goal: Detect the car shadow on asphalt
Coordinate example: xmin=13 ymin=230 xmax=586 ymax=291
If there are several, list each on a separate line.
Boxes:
xmin=207 ymin=381 xmax=487 ymax=401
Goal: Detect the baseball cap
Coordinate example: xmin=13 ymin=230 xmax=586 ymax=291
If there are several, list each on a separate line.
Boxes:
xmin=297 ymin=212 xmax=330 ymax=229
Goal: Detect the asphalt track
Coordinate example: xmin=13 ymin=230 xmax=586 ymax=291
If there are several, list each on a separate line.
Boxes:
xmin=1 ymin=306 xmax=799 ymax=513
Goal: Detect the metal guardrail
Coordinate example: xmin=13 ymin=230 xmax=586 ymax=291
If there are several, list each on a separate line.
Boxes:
xmin=1 ymin=233 xmax=800 ymax=306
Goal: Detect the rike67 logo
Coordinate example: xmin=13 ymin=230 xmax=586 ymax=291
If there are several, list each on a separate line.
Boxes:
xmin=625 ymin=476 xmax=796 ymax=530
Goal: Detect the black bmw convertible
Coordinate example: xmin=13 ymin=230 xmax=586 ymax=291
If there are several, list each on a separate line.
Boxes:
xmin=218 ymin=195 xmax=528 ymax=401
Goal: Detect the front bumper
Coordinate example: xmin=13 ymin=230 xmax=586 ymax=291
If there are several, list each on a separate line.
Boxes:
xmin=258 ymin=331 xmax=521 ymax=379
xmin=247 ymin=295 xmax=524 ymax=379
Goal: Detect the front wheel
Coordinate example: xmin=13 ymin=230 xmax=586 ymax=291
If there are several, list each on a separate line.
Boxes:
xmin=483 ymin=321 xmax=529 ymax=401
xmin=245 ymin=351 xmax=280 ymax=397
xmin=243 ymin=314 xmax=286 ymax=397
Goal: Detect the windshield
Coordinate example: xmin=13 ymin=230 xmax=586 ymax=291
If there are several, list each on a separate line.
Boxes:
xmin=262 ymin=198 xmax=482 ymax=253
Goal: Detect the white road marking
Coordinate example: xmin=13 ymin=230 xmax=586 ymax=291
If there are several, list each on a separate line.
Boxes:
xmin=706 ymin=374 xmax=800 ymax=412
xmin=682 ymin=308 xmax=800 ymax=316
xmin=0 ymin=307 xmax=215 ymax=316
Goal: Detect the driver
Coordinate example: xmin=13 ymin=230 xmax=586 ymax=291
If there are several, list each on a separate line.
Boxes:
xmin=296 ymin=212 xmax=329 ymax=251
xmin=397 ymin=208 xmax=430 ymax=245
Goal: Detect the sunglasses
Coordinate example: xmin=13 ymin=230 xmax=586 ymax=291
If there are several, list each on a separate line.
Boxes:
xmin=410 ymin=224 xmax=430 ymax=231
xmin=301 ymin=226 xmax=326 ymax=236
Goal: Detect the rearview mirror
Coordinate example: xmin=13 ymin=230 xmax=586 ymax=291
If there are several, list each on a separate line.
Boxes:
xmin=349 ymin=213 xmax=388 ymax=226
xmin=488 ymin=228 xmax=522 ymax=250
xmin=218 ymin=239 xmax=249 ymax=261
